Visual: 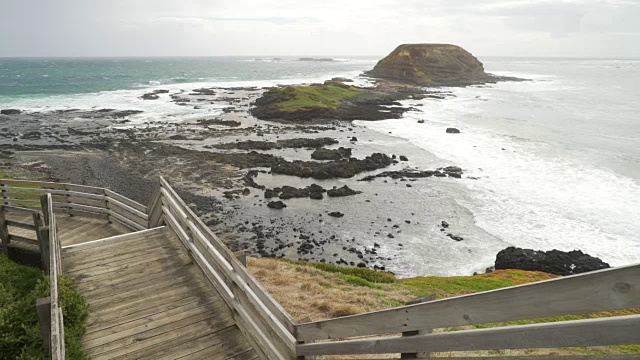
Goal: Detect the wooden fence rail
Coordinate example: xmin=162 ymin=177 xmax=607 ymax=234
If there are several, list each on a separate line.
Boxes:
xmin=0 ymin=179 xmax=149 ymax=231
xmin=149 ymin=176 xmax=297 ymax=360
xmin=0 ymin=204 xmax=42 ymax=254
xmin=40 ymin=194 xmax=66 ymax=360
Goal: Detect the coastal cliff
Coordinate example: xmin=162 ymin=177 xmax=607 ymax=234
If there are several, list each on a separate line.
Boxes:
xmin=366 ymin=44 xmax=489 ymax=86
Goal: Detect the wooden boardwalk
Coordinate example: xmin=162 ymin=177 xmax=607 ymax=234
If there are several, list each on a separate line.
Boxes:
xmin=61 ymin=226 xmax=258 ymax=360
xmin=4 ymin=178 xmax=638 ymax=360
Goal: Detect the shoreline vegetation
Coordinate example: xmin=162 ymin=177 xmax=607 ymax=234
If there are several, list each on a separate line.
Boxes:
xmin=0 ymin=255 xmax=88 ymax=360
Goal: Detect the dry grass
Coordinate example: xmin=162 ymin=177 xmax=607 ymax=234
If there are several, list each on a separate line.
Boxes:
xmin=247 ymin=258 xmax=640 ymax=359
xmin=247 ymin=257 xmax=412 ymax=323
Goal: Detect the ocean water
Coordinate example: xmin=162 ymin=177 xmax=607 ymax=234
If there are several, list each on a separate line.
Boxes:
xmin=1 ymin=56 xmax=639 ymax=272
xmin=359 ymin=58 xmax=640 ymax=269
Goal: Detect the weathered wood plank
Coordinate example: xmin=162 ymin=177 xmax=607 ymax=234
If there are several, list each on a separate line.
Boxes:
xmin=106 ymin=196 xmax=148 ymax=221
xmin=104 ymin=189 xmax=147 ymax=213
xmin=107 ymin=210 xmax=147 ymax=231
xmin=86 ymin=275 xmax=205 ymax=311
xmin=0 ymin=179 xmax=105 ymax=194
xmin=83 ymin=299 xmax=221 ymax=345
xmin=114 ymin=325 xmax=237 ymax=360
xmin=8 ymin=233 xmax=38 ymax=243
xmin=6 ymin=219 xmax=37 ymax=231
xmin=295 ymin=263 xmax=640 ymax=341
xmin=85 ymin=295 xmax=210 ymax=335
xmin=296 ymin=315 xmax=640 ymax=356
xmin=87 ymin=313 xmax=234 ymax=359
xmin=161 ymin=177 xmax=296 ymax=333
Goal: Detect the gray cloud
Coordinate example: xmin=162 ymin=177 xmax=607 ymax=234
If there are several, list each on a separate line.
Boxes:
xmin=0 ymin=0 xmax=638 ymax=57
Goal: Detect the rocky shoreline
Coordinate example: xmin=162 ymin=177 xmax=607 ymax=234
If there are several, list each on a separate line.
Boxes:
xmin=0 ymin=79 xmax=484 ymax=275
xmin=0 ymin=45 xmax=540 ymax=276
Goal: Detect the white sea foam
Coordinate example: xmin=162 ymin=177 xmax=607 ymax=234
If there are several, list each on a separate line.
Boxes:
xmin=358 ymin=73 xmax=640 ymax=269
xmin=6 ymin=70 xmax=374 ymax=125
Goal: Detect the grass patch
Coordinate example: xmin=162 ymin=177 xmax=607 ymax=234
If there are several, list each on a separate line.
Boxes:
xmin=0 ymin=255 xmax=88 ymax=360
xmin=280 ymin=259 xmax=397 ymax=284
xmin=399 ymin=269 xmax=557 ymax=298
xmin=266 ymin=83 xmax=362 ymax=112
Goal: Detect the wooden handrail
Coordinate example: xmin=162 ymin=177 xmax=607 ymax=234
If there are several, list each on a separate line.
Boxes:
xmin=41 ymin=194 xmax=66 ymax=360
xmin=295 ymin=263 xmax=640 ymax=341
xmin=296 ymin=314 xmax=640 ymax=356
xmin=154 ymin=176 xmax=297 ymax=360
xmin=0 ymin=179 xmax=148 ymax=231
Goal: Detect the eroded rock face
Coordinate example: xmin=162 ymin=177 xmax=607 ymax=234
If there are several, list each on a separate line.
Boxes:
xmin=366 ymin=44 xmax=489 ymax=86
xmin=495 ymin=247 xmax=610 ymax=276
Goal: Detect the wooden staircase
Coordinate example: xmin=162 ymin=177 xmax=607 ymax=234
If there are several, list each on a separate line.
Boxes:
xmin=62 ymin=227 xmax=258 ymax=360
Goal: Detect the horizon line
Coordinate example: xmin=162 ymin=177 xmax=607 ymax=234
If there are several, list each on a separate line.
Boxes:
xmin=1 ymin=55 xmax=640 ymax=60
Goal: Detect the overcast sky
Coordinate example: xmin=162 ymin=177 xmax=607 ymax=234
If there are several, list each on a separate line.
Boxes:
xmin=1 ymin=0 xmax=639 ymax=58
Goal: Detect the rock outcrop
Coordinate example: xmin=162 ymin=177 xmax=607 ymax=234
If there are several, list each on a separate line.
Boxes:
xmin=366 ymin=44 xmax=489 ymax=86
xmin=495 ymin=247 xmax=610 ymax=276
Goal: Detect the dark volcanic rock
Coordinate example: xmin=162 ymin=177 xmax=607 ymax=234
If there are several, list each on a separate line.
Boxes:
xmin=141 ymin=93 xmax=160 ymax=100
xmin=446 ymin=128 xmax=461 ymax=133
xmin=327 ymin=185 xmax=361 ymax=197
xmin=198 ymin=118 xmax=241 ymax=127
xmin=272 ymin=153 xmax=393 ymax=179
xmin=279 ymin=186 xmax=310 ymax=200
xmin=267 ymin=201 xmax=287 ymax=209
xmin=446 ymin=234 xmax=464 ymax=241
xmin=264 ymin=184 xmax=327 ymax=200
xmin=192 ymin=88 xmax=216 ymax=95
xmin=366 ymin=44 xmax=489 ymax=86
xmin=211 ymin=137 xmax=338 ymax=151
xmin=1 ymin=109 xmax=21 ymax=115
xmin=360 ymin=166 xmax=463 ymax=181
xmin=495 ymin=247 xmax=610 ymax=276
xmin=399 ymin=155 xmax=408 ymax=161
xmin=311 ymin=147 xmax=352 ymax=161
xmin=328 ymin=211 xmax=344 ymax=218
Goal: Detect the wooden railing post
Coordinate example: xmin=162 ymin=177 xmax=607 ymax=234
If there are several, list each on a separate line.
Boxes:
xmin=33 ymin=212 xmax=51 ymax=272
xmin=0 ymin=206 xmax=9 ymax=255
xmin=234 ymin=250 xmax=247 ymax=267
xmin=1 ymin=181 xmax=9 ymax=206
xmin=36 ymin=297 xmax=52 ymax=356
xmin=401 ymin=295 xmax=434 ymax=359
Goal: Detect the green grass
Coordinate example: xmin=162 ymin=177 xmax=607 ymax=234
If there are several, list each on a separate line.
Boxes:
xmin=399 ymin=269 xmax=556 ymax=298
xmin=0 ymin=256 xmax=89 ymax=360
xmin=267 ymin=83 xmax=362 ymax=112
xmin=280 ymin=258 xmax=397 ymax=284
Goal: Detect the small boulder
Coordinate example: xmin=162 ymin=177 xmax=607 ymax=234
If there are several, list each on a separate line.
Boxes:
xmin=399 ymin=155 xmax=408 ymax=161
xmin=327 ymin=185 xmax=361 ymax=197
xmin=141 ymin=93 xmax=159 ymax=100
xmin=1 ymin=109 xmax=21 ymax=115
xmin=446 ymin=128 xmax=460 ymax=134
xmin=446 ymin=233 xmax=464 ymax=241
xmin=328 ymin=211 xmax=344 ymax=218
xmin=267 ymin=201 xmax=287 ymax=209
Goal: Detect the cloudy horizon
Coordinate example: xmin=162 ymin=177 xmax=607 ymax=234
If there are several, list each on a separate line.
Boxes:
xmin=2 ymin=0 xmax=639 ymax=58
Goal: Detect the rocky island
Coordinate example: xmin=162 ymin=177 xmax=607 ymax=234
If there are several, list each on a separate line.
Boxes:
xmin=366 ymin=43 xmax=490 ymax=86
xmin=251 ymin=44 xmax=514 ymax=122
